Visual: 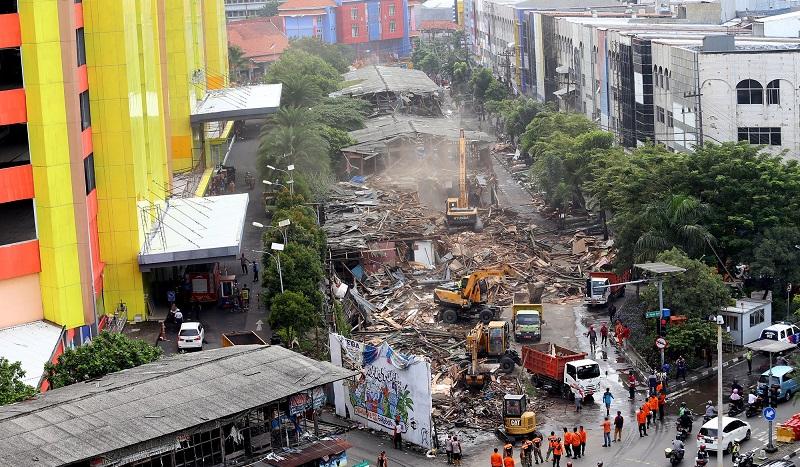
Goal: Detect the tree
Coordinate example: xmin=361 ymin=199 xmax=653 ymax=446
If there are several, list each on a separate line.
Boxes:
xmin=640 ymin=248 xmax=730 ymax=321
xmin=265 ymin=49 xmax=342 ymax=105
xmin=269 ymin=204 xmax=327 ymax=256
xmin=44 ymin=332 xmax=162 ymax=389
xmin=258 ymin=108 xmax=330 ymax=177
xmin=228 ymin=45 xmax=249 ymax=82
xmin=269 ymin=291 xmax=321 ymax=345
xmin=287 ymin=38 xmax=353 ymax=73
xmin=262 ymin=243 xmax=324 ymax=307
xmin=634 ymin=195 xmax=716 ymax=263
xmin=664 ymin=319 xmax=723 ymax=364
xmin=0 ymin=358 xmax=36 ymax=405
xmin=280 ymin=75 xmax=323 ymax=108
xmin=309 ymin=97 xmax=370 ymax=131
xmin=257 ymin=0 xmax=280 ymax=16
xmin=751 ymin=225 xmax=800 ymax=300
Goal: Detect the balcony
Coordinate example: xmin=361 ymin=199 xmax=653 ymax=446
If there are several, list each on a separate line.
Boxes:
xmin=0 ymin=239 xmax=41 ymax=281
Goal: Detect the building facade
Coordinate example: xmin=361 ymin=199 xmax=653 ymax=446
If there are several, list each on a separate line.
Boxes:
xmin=0 ymin=0 xmax=230 ymax=390
xmin=224 ymin=0 xmax=269 ymax=19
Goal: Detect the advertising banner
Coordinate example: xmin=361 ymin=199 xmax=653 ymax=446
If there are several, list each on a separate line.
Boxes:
xmin=329 ymin=333 xmax=433 ymax=448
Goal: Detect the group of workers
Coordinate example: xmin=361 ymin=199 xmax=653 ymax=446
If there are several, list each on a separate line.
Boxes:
xmin=489 ymin=426 xmax=602 ymax=467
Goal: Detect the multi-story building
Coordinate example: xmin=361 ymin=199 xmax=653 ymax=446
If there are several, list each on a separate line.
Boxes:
xmin=225 ymin=0 xmax=270 ymax=19
xmin=0 ymin=0 xmax=278 ymax=391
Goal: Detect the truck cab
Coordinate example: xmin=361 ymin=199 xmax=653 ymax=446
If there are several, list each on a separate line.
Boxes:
xmin=512 ymin=304 xmax=543 ymax=341
xmin=565 ymin=359 xmax=602 ymax=400
xmin=585 ymin=276 xmax=612 ymax=305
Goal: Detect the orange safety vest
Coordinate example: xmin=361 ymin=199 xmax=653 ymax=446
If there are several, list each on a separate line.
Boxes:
xmin=636 ymin=410 xmax=647 ymax=424
xmin=564 ymin=432 xmax=572 ymax=445
xmin=579 ymin=430 xmax=587 ymax=443
xmin=504 ymin=456 xmax=516 ymax=467
xmin=553 ymin=443 xmax=563 ymax=456
xmin=602 ymin=420 xmax=611 ymax=433
xmin=650 ymin=397 xmax=659 ymax=411
xmin=571 ymin=432 xmax=581 ymax=447
xmin=491 ymin=452 xmax=503 ymax=467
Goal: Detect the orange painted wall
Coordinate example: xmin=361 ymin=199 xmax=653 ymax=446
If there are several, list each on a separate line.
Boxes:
xmin=0 ymin=239 xmax=41 ymax=280
xmin=0 ymin=14 xmax=21 ymax=49
xmin=0 ymin=273 xmax=44 ymax=329
xmin=0 ymin=164 xmax=34 ymax=203
xmin=0 ymin=89 xmax=27 ymax=125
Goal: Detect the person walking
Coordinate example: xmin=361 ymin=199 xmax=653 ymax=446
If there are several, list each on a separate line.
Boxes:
xmin=532 ymin=435 xmax=544 ymax=465
xmin=587 ymin=326 xmax=598 ymax=354
xmin=574 ymin=393 xmax=582 ymax=412
xmin=570 ymin=427 xmax=581 ymax=459
xmin=676 ymin=355 xmax=687 ymax=381
xmin=637 ymin=408 xmax=647 ymax=437
xmin=252 ymin=260 xmax=259 ymax=283
xmin=545 ymin=431 xmax=557 ymax=462
xmin=601 ymin=417 xmax=612 ymax=447
xmin=745 ymin=349 xmax=753 ymax=375
xmin=658 ymin=391 xmax=667 ymax=422
xmin=562 ymin=428 xmax=572 ymax=459
xmin=578 ymin=426 xmax=587 ymax=457
xmin=613 ymin=411 xmax=624 ymax=442
xmin=628 ymin=372 xmax=637 ymax=400
xmin=240 ymin=253 xmax=248 ymax=274
xmin=451 ymin=436 xmax=462 ymax=466
xmin=608 ymin=303 xmax=617 ymax=323
xmin=491 ymin=448 xmax=504 ymax=467
xmin=600 ymin=323 xmax=609 ymax=346
xmin=647 ymin=395 xmax=658 ymax=427
xmin=445 ymin=434 xmax=453 ymax=464
xmin=647 ymin=371 xmax=658 ymax=396
xmin=392 ymin=416 xmax=403 ymax=450
xmin=602 ymin=388 xmax=614 ymax=416
xmin=503 ymin=452 xmax=515 ymax=467
xmin=551 ymin=439 xmax=563 ymax=467
xmin=377 ymin=451 xmax=388 ymax=467
xmin=521 ymin=439 xmax=532 ymax=467
xmin=173 ymin=307 xmax=183 ymax=329
xmin=615 ymin=321 xmax=624 ymax=347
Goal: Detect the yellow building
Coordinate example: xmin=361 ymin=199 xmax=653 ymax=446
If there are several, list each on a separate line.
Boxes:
xmin=0 ymin=0 xmax=244 ymax=391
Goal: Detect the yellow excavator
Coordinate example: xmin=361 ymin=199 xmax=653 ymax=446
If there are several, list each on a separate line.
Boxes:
xmin=496 ymin=394 xmax=540 ymax=443
xmin=445 ymin=129 xmax=481 ymax=231
xmin=434 ymin=265 xmax=515 ymax=324
xmin=463 ymin=320 xmax=520 ymax=388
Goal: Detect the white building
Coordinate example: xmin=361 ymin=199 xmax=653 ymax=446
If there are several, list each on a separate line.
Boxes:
xmin=721 ymin=298 xmax=772 ymax=345
xmin=754 ymin=10 xmax=800 ymax=37
xmin=225 ymin=0 xmax=270 ymax=20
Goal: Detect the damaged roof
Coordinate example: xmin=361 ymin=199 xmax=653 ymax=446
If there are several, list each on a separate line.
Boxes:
xmin=331 ymin=65 xmax=442 ymax=97
xmin=0 ymin=345 xmax=355 ymax=467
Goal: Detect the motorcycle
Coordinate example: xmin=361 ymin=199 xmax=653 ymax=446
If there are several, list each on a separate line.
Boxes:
xmin=702 ymin=414 xmax=715 ymax=423
xmin=728 ymin=401 xmax=745 ymax=417
xmin=665 ymin=447 xmax=685 ymax=465
xmin=745 ymin=402 xmax=761 ymax=418
xmin=732 ymin=449 xmax=755 ymax=467
xmin=675 ymin=422 xmax=691 ymax=442
xmin=695 ymin=456 xmax=709 ymax=467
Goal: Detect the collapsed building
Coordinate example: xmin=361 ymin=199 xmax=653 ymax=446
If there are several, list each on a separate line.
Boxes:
xmin=330 ymin=65 xmax=443 ymax=116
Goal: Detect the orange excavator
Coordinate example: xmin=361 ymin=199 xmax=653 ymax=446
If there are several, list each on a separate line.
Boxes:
xmin=445 ymin=129 xmax=481 ymax=231
xmin=433 ymin=265 xmax=515 ymax=324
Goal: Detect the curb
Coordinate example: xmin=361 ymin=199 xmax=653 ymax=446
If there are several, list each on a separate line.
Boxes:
xmin=667 ymin=357 xmax=744 ymax=392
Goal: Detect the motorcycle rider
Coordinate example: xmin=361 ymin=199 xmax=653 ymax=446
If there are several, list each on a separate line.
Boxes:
xmin=732 ymin=379 xmax=744 ymax=394
xmin=696 ymin=444 xmax=709 ymax=465
xmin=678 ymin=409 xmax=693 ymax=434
xmin=704 ymin=401 xmax=717 ymax=421
xmin=678 ymin=402 xmax=688 ymax=417
xmin=731 ymin=388 xmax=744 ymax=412
xmin=671 ymin=437 xmax=686 ymax=459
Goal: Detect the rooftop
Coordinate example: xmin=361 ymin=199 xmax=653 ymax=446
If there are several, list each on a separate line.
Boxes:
xmin=420 ymin=20 xmax=460 ymax=30
xmin=278 ymin=0 xmax=336 ymax=11
xmin=191 ymin=83 xmax=282 ymax=124
xmin=332 ymin=65 xmax=441 ymax=98
xmin=0 ymin=321 xmax=63 ymax=388
xmin=0 ymin=345 xmax=356 ymax=467
xmin=227 ymin=17 xmax=289 ymax=63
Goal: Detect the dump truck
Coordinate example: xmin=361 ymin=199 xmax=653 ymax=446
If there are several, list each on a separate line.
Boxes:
xmin=434 ymin=265 xmax=514 ymax=324
xmin=221 ymin=331 xmax=267 ymax=347
xmin=496 ymin=393 xmax=541 ymax=443
xmin=511 ymin=303 xmax=543 ymax=342
xmin=522 ymin=343 xmax=601 ymax=401
xmin=462 ymin=320 xmax=519 ymax=388
xmin=584 ymin=270 xmax=630 ymax=307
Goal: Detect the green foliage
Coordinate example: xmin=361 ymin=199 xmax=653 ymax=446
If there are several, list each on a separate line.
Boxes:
xmin=469 ymin=68 xmax=494 ymax=104
xmin=280 ymin=77 xmax=324 ymax=108
xmin=45 ymin=332 xmax=162 ymax=389
xmin=485 ymin=79 xmax=508 ymax=103
xmin=333 ymin=301 xmax=352 ymax=338
xmin=269 ymin=291 xmax=321 ymax=345
xmin=287 ymin=38 xmax=353 ymax=73
xmin=262 ymin=243 xmax=324 ymax=307
xmin=633 ymin=195 xmax=715 ymax=262
xmin=0 ymin=358 xmax=36 ymax=405
xmin=258 ymin=107 xmax=330 ymax=178
xmin=752 ymin=225 xmax=800 ymax=290
xmin=308 ymin=97 xmax=370 ymax=131
xmin=321 ymin=126 xmax=356 ymax=160
xmin=228 ymin=45 xmax=248 ymax=82
xmin=665 ymin=319 xmax=722 ymax=362
xmin=265 ymin=49 xmax=342 ymax=106
xmin=270 ymin=204 xmax=326 ymax=256
xmin=640 ymin=249 xmax=730 ymax=321
xmin=257 ymin=0 xmax=280 ymax=16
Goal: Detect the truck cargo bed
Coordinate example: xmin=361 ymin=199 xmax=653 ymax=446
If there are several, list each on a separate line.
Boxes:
xmin=521 ymin=343 xmax=587 ymax=381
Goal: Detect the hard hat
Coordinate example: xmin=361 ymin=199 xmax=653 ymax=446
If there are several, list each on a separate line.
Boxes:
xmin=700 ymin=444 xmax=706 ymax=451
xmin=707 ymin=400 xmax=713 ymax=405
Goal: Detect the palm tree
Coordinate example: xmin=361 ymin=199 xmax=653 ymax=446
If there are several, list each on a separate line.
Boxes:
xmin=228 ymin=45 xmax=249 ymax=83
xmin=634 ymin=194 xmax=716 ymax=262
xmin=258 ymin=109 xmax=330 ymax=178
xmin=279 ymin=75 xmax=323 ymax=108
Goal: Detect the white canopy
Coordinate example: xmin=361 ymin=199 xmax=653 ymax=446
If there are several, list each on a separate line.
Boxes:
xmin=190 ymin=84 xmax=282 ymax=124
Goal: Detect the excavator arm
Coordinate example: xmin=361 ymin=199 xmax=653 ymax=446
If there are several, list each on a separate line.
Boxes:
xmin=462 ymin=265 xmax=516 ymax=302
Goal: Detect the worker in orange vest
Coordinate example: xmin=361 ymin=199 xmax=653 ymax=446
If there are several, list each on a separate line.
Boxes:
xmin=648 ymin=395 xmax=659 ymax=427
xmin=658 ymin=391 xmax=667 ymax=422
xmin=545 ymin=431 xmax=558 ymax=462
xmin=570 ymin=427 xmax=581 ymax=459
xmin=491 ymin=448 xmax=503 ymax=467
xmin=637 ymin=407 xmax=648 ymax=437
xmin=503 ymin=452 xmax=516 ymax=467
xmin=552 ymin=438 xmax=563 ymax=467
xmin=578 ymin=426 xmax=587 ymax=457
xmin=562 ymin=427 xmax=573 ymax=458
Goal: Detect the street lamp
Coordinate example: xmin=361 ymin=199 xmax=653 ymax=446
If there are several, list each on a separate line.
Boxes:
xmin=266 ymin=164 xmax=295 ymax=195
xmin=271 ymin=242 xmax=284 ymax=293
xmin=252 ymin=219 xmax=291 ymax=245
xmin=708 ymin=314 xmax=724 ymax=467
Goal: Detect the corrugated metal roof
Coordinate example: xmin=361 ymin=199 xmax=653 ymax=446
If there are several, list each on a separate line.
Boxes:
xmin=0 ymin=345 xmax=356 ymax=467
xmin=332 ymin=66 xmax=441 ymax=97
xmin=0 ymin=321 xmax=63 ymax=388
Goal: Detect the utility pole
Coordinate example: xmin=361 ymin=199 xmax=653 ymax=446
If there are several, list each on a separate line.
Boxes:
xmin=499 ymin=48 xmax=513 ymax=91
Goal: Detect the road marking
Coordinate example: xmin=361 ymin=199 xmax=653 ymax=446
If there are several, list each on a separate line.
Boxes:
xmin=622 ymin=458 xmax=654 ymax=465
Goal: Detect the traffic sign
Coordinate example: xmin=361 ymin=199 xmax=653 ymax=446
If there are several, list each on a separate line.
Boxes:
xmin=661 ymin=308 xmax=671 ymax=318
xmin=655 ymin=337 xmax=668 ymax=349
xmin=764 ymin=407 xmax=777 ymax=421
xmin=645 ymin=310 xmax=661 ymax=318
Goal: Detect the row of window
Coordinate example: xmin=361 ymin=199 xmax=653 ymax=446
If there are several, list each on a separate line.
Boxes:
xmin=350 ymin=4 xmax=395 ymax=19
xmin=653 ymin=66 xmax=670 ymax=91
xmin=738 ymin=126 xmax=782 ymax=146
xmin=351 ymin=21 xmax=396 ymax=37
xmin=655 ymin=106 xmax=674 ymax=128
xmin=736 ymin=79 xmax=780 ymax=105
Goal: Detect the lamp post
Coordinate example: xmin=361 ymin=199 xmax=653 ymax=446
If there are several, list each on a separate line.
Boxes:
xmin=709 ymin=314 xmax=724 ymax=467
xmin=271 ymin=242 xmax=285 ymax=293
xmin=252 ymin=219 xmax=291 ymax=245
xmin=267 ymin=164 xmax=295 ymax=195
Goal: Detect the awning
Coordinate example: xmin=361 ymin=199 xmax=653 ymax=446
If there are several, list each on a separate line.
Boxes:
xmin=258 ymin=438 xmax=352 ymax=467
xmin=138 ymin=194 xmax=249 ymax=270
xmin=190 ymin=84 xmax=282 ymax=124
xmin=553 ymin=87 xmax=576 ymax=98
xmin=745 ymin=340 xmax=796 ymax=354
xmin=0 ymin=321 xmax=64 ymax=388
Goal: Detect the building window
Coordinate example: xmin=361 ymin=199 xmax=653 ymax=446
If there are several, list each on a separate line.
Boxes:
xmin=79 ymin=90 xmax=91 ymax=131
xmin=750 ymin=309 xmax=765 ymax=327
xmin=738 ymin=127 xmax=781 ymax=146
xmin=351 ymin=7 xmax=358 ymax=19
xmin=351 ymin=25 xmax=359 ymax=37
xmin=736 ymin=79 xmax=763 ymax=105
xmin=767 ymin=79 xmax=780 ymax=105
xmin=723 ymin=315 xmax=739 ymax=331
xmin=76 ymin=28 xmax=86 ymax=67
xmin=656 ymin=106 xmax=665 ymax=124
xmin=83 ymin=153 xmax=96 ymax=195
xmin=667 ymin=111 xmax=673 ymax=128
xmin=665 ymin=69 xmax=670 ymax=91
xmin=389 ymin=20 xmax=396 ymax=32
xmin=389 ymin=4 xmax=395 ymax=16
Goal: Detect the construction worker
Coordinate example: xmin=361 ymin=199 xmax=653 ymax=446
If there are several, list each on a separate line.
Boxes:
xmin=503 ymin=452 xmax=515 ymax=467
xmin=545 ymin=431 xmax=558 ymax=462
xmin=637 ymin=407 xmax=648 ymax=437
xmin=578 ymin=426 xmax=587 ymax=457
xmin=532 ymin=435 xmax=544 ymax=465
xmin=491 ymin=448 xmax=503 ymax=467
xmin=504 ymin=443 xmax=514 ymax=459
xmin=658 ymin=391 xmax=667 ymax=422
xmin=520 ymin=439 xmax=532 ymax=467
xmin=648 ymin=395 xmax=659 ymax=426
xmin=570 ymin=427 xmax=581 ymax=459
xmin=562 ymin=428 xmax=572 ymax=459
xmin=552 ymin=438 xmax=563 ymax=467
xmin=601 ymin=417 xmax=612 ymax=447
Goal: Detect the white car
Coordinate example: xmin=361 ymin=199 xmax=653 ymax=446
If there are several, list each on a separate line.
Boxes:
xmin=697 ymin=416 xmax=751 ymax=453
xmin=177 ymin=322 xmax=204 ymax=351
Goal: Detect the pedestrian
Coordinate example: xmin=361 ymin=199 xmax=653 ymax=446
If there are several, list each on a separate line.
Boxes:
xmin=252 ymin=260 xmax=259 ymax=283
xmin=602 ymin=388 xmax=614 ymax=416
xmin=644 ymin=402 xmax=653 ymax=429
xmin=504 ymin=443 xmax=514 ymax=458
xmin=607 ymin=302 xmax=617 ymax=323
xmin=378 ymin=451 xmax=388 ymax=467
xmin=600 ymin=322 xmax=608 ymax=346
xmin=167 ymin=288 xmax=176 ymax=306
xmin=570 ymin=427 xmax=581 ymax=459
xmin=393 ymin=416 xmax=403 ymax=450
xmin=168 ymin=302 xmax=178 ymax=325
xmin=601 ymin=417 xmax=611 ymax=447
xmin=578 ymin=426 xmax=587 ymax=456
xmin=676 ymin=355 xmax=687 ymax=381
xmin=241 ymin=284 xmax=250 ymax=310
xmin=545 ymin=431 xmax=557 ymax=462
xmin=240 ymin=253 xmax=248 ymax=274
xmin=521 ymin=439 xmax=532 ymax=467
xmin=648 ymin=395 xmax=658 ymax=426
xmin=705 ymin=347 xmax=713 ymax=368
xmin=587 ymin=326 xmax=597 ymax=354
xmin=504 ymin=450 xmax=516 ymax=467
xmin=615 ymin=321 xmax=624 ymax=347
xmin=636 ymin=408 xmax=647 ymax=437
xmin=562 ymin=428 xmax=572 ymax=459
xmin=445 ymin=434 xmax=453 ymax=464
xmin=574 ymin=393 xmax=582 ymax=412
xmin=532 ymin=435 xmax=544 ymax=465
xmin=491 ymin=448 xmax=503 ymax=467
xmin=648 ymin=371 xmax=657 ymax=395
xmin=552 ymin=439 xmax=562 ymax=467
xmin=778 ymin=355 xmax=789 ymax=367
xmin=745 ymin=349 xmax=753 ymax=375
xmin=628 ymin=372 xmax=637 ymax=400
xmin=451 ymin=436 xmax=462 ymax=466
xmin=658 ymin=391 xmax=666 ymax=422
xmin=621 ymin=325 xmax=631 ymax=348
xmin=613 ymin=411 xmax=624 ymax=442
xmin=174 ymin=307 xmax=183 ymax=329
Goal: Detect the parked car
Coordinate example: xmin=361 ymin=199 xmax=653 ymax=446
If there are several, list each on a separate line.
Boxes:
xmin=178 ymin=322 xmax=205 ymax=351
xmin=757 ymin=365 xmax=799 ymax=402
xmin=760 ymin=323 xmax=800 ymax=343
xmin=697 ymin=416 xmax=751 ymax=453
xmin=759 ymin=461 xmax=796 ymax=467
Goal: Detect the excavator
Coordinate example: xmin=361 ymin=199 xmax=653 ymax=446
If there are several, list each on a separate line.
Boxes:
xmin=433 ymin=265 xmax=515 ymax=324
xmin=445 ymin=129 xmax=481 ymax=231
xmin=463 ymin=320 xmax=520 ymax=388
xmin=496 ymin=393 xmax=540 ymax=443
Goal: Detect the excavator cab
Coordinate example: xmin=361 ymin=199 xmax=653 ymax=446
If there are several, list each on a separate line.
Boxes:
xmin=498 ymin=394 xmax=538 ymax=441
xmin=487 ymin=321 xmax=507 ymax=357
